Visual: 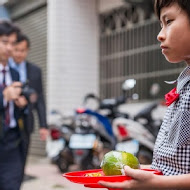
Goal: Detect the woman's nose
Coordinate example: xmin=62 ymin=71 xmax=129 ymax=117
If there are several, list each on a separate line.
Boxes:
xmin=157 ymin=28 xmax=165 ymax=42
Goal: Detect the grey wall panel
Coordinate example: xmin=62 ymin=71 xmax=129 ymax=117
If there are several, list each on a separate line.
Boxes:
xmin=12 ymin=6 xmax=47 ymax=157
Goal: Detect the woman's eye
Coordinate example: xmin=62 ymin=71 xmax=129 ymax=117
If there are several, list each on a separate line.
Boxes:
xmin=166 ymin=19 xmax=173 ymax=25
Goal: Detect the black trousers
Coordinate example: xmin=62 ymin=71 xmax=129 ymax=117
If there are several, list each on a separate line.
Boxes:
xmin=20 ymin=131 xmax=30 ymax=181
xmin=0 ymin=127 xmax=23 ymax=190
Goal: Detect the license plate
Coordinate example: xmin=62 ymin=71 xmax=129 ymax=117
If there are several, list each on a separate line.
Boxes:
xmin=115 ymin=139 xmax=139 ymax=155
xmin=46 ymin=138 xmax=65 ymax=158
xmin=69 ymin=134 xmax=96 ymax=149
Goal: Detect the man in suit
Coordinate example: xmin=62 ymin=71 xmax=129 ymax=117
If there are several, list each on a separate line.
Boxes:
xmin=0 ymin=21 xmax=26 ymax=190
xmin=9 ymin=32 xmax=48 ymax=180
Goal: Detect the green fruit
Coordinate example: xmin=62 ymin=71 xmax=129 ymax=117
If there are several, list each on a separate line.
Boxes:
xmin=100 ymin=151 xmax=139 ymax=176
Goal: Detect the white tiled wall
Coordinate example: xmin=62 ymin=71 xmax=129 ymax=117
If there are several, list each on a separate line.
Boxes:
xmin=47 ymin=0 xmax=99 ymax=116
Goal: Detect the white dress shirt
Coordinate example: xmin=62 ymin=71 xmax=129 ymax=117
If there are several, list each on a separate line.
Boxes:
xmin=9 ymin=57 xmax=27 ymax=83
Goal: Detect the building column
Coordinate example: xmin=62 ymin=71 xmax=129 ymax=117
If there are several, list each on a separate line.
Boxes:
xmin=47 ymin=0 xmax=99 ymax=114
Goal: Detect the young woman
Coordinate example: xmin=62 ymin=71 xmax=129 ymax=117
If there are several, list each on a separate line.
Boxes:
xmin=99 ymin=0 xmax=190 ymax=189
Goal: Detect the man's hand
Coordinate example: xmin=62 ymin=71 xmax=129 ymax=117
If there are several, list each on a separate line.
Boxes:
xmin=98 ymin=166 xmax=160 ymax=190
xmin=3 ymin=82 xmax=22 ymax=101
xmin=14 ymin=95 xmax=28 ymax=108
xmin=39 ymin=128 xmax=49 ymax=141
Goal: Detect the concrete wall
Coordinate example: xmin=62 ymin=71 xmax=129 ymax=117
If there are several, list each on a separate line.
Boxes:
xmin=47 ymin=0 xmax=99 ymax=115
xmin=98 ymin=0 xmax=125 ymax=13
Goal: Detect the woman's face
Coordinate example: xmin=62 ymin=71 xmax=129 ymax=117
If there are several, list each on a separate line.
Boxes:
xmin=157 ymin=3 xmax=190 ymax=64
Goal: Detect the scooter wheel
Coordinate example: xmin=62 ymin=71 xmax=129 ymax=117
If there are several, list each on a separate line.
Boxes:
xmin=137 ymin=148 xmax=152 ymax=165
xmin=57 ymin=155 xmax=69 ymax=173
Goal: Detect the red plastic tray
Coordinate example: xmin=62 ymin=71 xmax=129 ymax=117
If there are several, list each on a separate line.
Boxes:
xmin=63 ymin=168 xmax=162 ymax=189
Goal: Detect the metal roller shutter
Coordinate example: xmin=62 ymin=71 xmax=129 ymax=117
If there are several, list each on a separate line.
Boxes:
xmin=12 ymin=6 xmax=47 ymax=157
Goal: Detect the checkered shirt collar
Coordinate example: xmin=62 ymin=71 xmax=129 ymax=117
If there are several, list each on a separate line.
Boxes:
xmin=177 ymin=66 xmax=190 ymax=93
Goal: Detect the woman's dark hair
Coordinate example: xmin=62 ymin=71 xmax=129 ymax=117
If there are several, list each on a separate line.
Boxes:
xmin=154 ymin=0 xmax=190 ymax=19
xmin=0 ymin=20 xmax=21 ymax=36
xmin=16 ymin=33 xmax=30 ymax=48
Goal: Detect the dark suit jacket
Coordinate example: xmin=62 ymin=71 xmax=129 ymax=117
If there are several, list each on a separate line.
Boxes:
xmin=24 ymin=62 xmax=47 ymax=134
xmin=0 ymin=68 xmax=20 ymax=110
xmin=0 ymin=68 xmax=21 ymax=135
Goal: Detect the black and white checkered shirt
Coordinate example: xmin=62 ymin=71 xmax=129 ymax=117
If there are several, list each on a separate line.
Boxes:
xmin=151 ymin=66 xmax=190 ymax=176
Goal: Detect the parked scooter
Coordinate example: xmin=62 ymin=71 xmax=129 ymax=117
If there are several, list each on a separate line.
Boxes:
xmin=75 ymin=79 xmax=139 ymax=158
xmin=86 ymin=79 xmax=135 ymax=122
xmin=112 ymin=82 xmax=163 ymax=164
xmin=98 ymin=79 xmax=137 ymax=121
xmin=67 ymin=108 xmax=116 ymax=171
xmin=46 ymin=100 xmax=117 ymax=172
xmin=84 ymin=80 xmax=163 ymax=164
xmin=46 ymin=110 xmax=75 ymax=172
xmin=113 ymin=101 xmax=162 ymax=164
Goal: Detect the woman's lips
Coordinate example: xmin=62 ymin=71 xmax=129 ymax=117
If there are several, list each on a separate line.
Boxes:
xmin=160 ymin=45 xmax=168 ymax=54
xmin=160 ymin=45 xmax=168 ymax=49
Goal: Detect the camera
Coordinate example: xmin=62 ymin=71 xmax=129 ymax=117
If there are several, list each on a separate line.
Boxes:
xmin=21 ymin=82 xmax=37 ymax=103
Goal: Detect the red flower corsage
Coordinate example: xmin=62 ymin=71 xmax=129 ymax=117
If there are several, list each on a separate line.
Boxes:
xmin=165 ymin=87 xmax=179 ymax=106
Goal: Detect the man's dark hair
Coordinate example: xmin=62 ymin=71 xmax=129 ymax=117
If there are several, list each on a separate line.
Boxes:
xmin=0 ymin=20 xmax=21 ymax=36
xmin=16 ymin=33 xmax=30 ymax=48
xmin=154 ymin=0 xmax=190 ymax=19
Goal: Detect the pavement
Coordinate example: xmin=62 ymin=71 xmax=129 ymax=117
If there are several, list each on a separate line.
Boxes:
xmin=21 ymin=156 xmax=107 ymax=190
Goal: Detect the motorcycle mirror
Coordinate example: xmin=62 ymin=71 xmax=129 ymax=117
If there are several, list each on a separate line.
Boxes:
xmin=122 ymin=79 xmax=136 ymax=91
xmin=83 ymin=93 xmax=100 ymax=111
xmin=132 ymin=93 xmax=139 ymax=100
xmin=149 ymin=83 xmax=160 ymax=96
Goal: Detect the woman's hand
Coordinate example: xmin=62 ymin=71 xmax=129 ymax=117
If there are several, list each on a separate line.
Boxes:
xmin=98 ymin=166 xmax=159 ymax=190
